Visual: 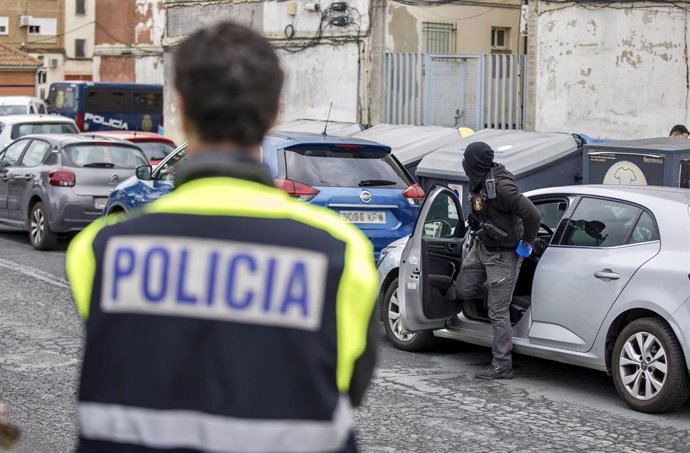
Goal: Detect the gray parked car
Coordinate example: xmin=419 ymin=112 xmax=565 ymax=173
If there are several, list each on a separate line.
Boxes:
xmin=0 ymin=134 xmax=147 ymax=250
xmin=377 ymin=185 xmax=690 ymax=413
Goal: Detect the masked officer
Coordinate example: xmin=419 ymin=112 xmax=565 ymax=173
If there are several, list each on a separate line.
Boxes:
xmin=66 ymin=22 xmax=378 ymax=453
xmin=451 ymin=142 xmax=540 ymax=380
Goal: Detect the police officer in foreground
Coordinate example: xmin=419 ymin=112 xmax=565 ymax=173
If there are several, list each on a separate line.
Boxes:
xmin=66 ymin=21 xmax=378 ymax=453
xmin=451 ymin=142 xmax=540 ymax=380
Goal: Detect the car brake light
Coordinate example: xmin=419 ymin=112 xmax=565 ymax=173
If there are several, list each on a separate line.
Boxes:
xmin=275 ymin=178 xmax=320 ymax=202
xmin=335 ymin=144 xmax=361 ymax=149
xmin=76 ymin=112 xmax=85 ymax=131
xmin=403 ymin=183 xmax=425 ymax=205
xmin=49 ymin=169 xmax=76 ymax=187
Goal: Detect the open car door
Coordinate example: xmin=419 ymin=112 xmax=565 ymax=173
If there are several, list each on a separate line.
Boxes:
xmin=400 ymin=187 xmax=466 ymax=332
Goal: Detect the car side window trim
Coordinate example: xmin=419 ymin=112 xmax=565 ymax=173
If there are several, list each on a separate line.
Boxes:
xmin=553 ymin=195 xmax=660 ymax=249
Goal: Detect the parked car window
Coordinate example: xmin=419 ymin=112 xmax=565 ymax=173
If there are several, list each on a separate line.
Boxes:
xmin=38 ymin=104 xmax=47 ymax=114
xmin=11 ymin=122 xmax=78 ymax=139
xmin=156 ymin=147 xmax=187 ymax=182
xmin=423 ymin=191 xmax=460 ymax=239
xmin=0 ymin=105 xmax=26 ymax=115
xmin=0 ymin=140 xmax=30 ymax=167
xmin=629 ymin=211 xmax=659 ymax=244
xmin=63 ymin=145 xmax=147 ymax=169
xmin=20 ymin=140 xmax=51 ymax=167
xmin=535 ymin=199 xmax=568 ymax=230
xmin=284 ymin=147 xmax=411 ymax=189
xmin=561 ymin=198 xmax=641 ymax=248
xmin=135 ymin=141 xmax=175 ymax=162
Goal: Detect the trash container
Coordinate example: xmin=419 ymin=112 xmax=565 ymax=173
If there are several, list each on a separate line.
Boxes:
xmin=350 ymin=124 xmax=464 ymax=175
xmin=415 ymin=129 xmax=586 ymax=214
xmin=584 ymin=138 xmax=690 ymax=189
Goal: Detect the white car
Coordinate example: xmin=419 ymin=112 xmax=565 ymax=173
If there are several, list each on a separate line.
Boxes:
xmin=0 ymin=96 xmax=47 ymax=116
xmin=377 ymin=185 xmax=690 ymax=413
xmin=0 ymin=115 xmax=79 ymax=150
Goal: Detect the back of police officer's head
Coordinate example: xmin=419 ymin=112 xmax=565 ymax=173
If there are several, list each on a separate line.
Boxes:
xmin=174 ymin=22 xmax=284 ymax=154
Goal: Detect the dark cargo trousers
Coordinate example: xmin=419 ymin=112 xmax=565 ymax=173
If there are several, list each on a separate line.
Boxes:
xmin=454 ymin=240 xmax=522 ymax=369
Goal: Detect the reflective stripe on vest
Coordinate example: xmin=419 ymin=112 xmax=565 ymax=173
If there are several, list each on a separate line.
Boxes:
xmin=79 ymin=396 xmax=353 ymax=453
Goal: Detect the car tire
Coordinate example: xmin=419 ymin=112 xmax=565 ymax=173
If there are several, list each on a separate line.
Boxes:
xmin=29 ymin=202 xmax=57 ymax=251
xmin=382 ymin=278 xmax=437 ymax=351
xmin=612 ymin=317 xmax=690 ymax=413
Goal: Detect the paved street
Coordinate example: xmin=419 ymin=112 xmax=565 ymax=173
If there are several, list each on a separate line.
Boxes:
xmin=0 ymin=229 xmax=688 ymax=453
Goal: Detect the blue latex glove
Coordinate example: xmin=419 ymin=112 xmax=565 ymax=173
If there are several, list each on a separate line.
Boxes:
xmin=516 ymin=240 xmax=533 ymax=257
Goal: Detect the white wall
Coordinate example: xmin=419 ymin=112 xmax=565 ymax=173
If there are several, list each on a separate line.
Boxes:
xmin=535 ymin=2 xmax=689 ymax=139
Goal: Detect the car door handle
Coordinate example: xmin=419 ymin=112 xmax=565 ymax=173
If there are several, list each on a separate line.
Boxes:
xmin=594 ymin=270 xmax=620 ymax=280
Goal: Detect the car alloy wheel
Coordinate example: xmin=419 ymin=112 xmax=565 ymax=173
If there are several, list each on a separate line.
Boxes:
xmin=387 ymin=287 xmax=416 ymax=343
xmin=612 ymin=317 xmax=690 ymax=413
xmin=382 ymin=278 xmax=437 ymax=351
xmin=619 ymin=332 xmax=667 ymax=401
xmin=30 ymin=206 xmax=45 ymax=246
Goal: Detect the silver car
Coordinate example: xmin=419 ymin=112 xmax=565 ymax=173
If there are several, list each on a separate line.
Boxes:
xmin=0 ymin=134 xmax=147 ymax=250
xmin=377 ymin=185 xmax=690 ymax=413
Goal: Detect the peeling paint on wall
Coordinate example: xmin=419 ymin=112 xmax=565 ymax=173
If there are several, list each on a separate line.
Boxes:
xmin=535 ymin=2 xmax=690 ymax=139
xmin=388 ymin=4 xmax=419 ymax=53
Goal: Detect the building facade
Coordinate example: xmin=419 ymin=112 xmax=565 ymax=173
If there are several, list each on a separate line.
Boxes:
xmin=62 ymin=0 xmax=95 ymax=83
xmin=0 ymin=43 xmax=41 ymax=95
xmin=527 ymin=1 xmax=690 ymax=139
xmin=94 ymin=0 xmax=165 ymax=84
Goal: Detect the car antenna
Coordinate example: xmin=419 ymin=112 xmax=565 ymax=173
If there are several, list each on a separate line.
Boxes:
xmin=322 ymin=102 xmax=333 ymax=136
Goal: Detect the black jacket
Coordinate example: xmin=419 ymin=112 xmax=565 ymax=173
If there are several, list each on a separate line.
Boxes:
xmin=470 ymin=164 xmax=541 ymax=249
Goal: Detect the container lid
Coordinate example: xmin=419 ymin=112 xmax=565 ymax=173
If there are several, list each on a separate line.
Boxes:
xmin=349 ymin=124 xmax=464 ymax=165
xmin=416 ymin=129 xmax=580 ymax=181
xmin=585 ymin=137 xmax=690 ymax=154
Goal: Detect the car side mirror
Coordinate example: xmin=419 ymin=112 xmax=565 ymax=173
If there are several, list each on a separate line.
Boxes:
xmin=136 ymin=164 xmax=153 ymax=181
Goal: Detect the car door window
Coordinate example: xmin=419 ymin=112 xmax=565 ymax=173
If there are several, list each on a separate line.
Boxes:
xmin=629 ymin=211 xmax=659 ymax=244
xmin=560 ymin=198 xmax=641 ymax=248
xmin=0 ymin=140 xmax=30 ymax=167
xmin=423 ymin=191 xmax=460 ymax=239
xmin=20 ymin=140 xmax=51 ymax=167
xmin=155 ymin=148 xmax=187 ymax=182
xmin=535 ymin=199 xmax=568 ymax=230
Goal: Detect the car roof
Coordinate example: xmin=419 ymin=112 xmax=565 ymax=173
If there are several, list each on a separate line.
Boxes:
xmin=16 ymin=133 xmax=141 ymax=148
xmin=86 ymin=131 xmax=175 ymax=144
xmin=526 ymin=184 xmax=690 ymax=206
xmin=264 ymin=131 xmax=391 ymax=151
xmin=0 ymin=96 xmax=42 ymax=104
xmin=0 ymin=114 xmax=75 ymax=124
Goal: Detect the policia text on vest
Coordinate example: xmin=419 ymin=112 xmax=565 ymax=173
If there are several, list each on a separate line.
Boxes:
xmin=66 ymin=158 xmax=379 ymax=453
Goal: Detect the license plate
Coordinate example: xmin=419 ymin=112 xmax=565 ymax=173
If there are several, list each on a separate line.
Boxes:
xmin=339 ymin=211 xmax=386 ymax=224
xmin=94 ymin=197 xmax=108 ymax=210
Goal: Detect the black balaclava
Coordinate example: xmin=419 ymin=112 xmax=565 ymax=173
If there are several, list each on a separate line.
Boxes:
xmin=462 ymin=141 xmax=495 ymax=191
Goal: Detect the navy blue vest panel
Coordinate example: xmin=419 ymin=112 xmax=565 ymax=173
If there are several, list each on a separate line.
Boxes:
xmin=79 ymin=213 xmax=346 ymax=421
xmin=78 ymin=435 xmax=359 ymax=453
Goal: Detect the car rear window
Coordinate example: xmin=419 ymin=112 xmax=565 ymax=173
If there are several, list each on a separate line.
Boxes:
xmin=135 ymin=141 xmax=175 ymax=161
xmin=63 ymin=144 xmax=147 ymax=169
xmin=11 ymin=122 xmax=78 ymax=139
xmin=284 ymin=147 xmax=411 ymax=188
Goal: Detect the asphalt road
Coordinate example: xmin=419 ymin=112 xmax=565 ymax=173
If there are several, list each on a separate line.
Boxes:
xmin=0 ymin=228 xmax=688 ymax=453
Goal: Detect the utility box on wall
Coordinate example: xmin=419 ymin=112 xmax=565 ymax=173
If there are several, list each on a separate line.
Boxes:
xmin=584 ymin=138 xmax=690 ymax=189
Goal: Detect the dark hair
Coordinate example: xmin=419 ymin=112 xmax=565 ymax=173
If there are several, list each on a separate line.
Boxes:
xmin=174 ymin=22 xmax=284 ymax=146
xmin=669 ymin=124 xmax=689 ymax=136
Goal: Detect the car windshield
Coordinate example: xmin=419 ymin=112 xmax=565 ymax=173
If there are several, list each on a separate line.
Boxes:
xmin=64 ymin=144 xmax=147 ymax=169
xmin=284 ymin=147 xmax=411 ymax=188
xmin=11 ymin=122 xmax=78 ymax=139
xmin=135 ymin=141 xmax=175 ymax=161
xmin=0 ymin=105 xmax=27 ymax=115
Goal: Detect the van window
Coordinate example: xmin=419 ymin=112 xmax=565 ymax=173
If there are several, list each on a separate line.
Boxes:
xmin=48 ymin=86 xmax=77 ymax=112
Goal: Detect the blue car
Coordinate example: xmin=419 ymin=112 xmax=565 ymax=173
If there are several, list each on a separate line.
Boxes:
xmin=103 ymin=132 xmax=425 ymax=258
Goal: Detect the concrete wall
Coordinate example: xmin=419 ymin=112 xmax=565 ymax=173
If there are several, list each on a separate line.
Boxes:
xmin=533 ymin=2 xmax=690 ymax=139
xmin=163 ymin=0 xmax=380 ymax=143
xmin=387 ymin=1 xmax=522 ymax=54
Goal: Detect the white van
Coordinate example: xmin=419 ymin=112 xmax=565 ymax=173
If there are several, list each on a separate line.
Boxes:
xmin=0 ymin=96 xmax=48 ymax=115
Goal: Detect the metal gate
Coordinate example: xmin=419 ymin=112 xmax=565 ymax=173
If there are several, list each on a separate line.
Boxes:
xmin=384 ymin=52 xmax=528 ymax=130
